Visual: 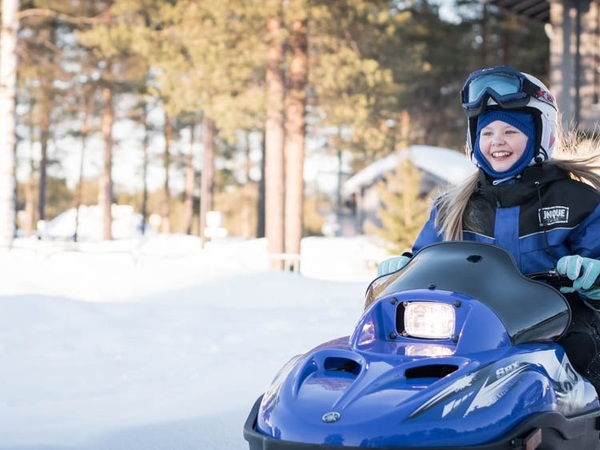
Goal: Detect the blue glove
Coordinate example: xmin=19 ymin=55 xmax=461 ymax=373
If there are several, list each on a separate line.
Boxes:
xmin=556 ymin=255 xmax=600 ymax=299
xmin=377 ymin=255 xmax=411 ymax=276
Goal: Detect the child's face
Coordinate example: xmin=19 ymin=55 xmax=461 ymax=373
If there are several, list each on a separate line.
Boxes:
xmin=478 ymin=120 xmax=529 ymax=173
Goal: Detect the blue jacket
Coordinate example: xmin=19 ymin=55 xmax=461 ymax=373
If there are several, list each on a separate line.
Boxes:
xmin=413 ymin=164 xmax=600 ymax=275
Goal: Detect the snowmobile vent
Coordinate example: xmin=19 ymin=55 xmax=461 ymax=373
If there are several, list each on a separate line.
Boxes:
xmin=323 ymin=357 xmax=362 ymax=376
xmin=405 ymin=364 xmax=458 ymax=379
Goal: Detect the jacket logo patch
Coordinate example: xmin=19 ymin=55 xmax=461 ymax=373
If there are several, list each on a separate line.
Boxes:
xmin=538 ymin=206 xmax=569 ymax=227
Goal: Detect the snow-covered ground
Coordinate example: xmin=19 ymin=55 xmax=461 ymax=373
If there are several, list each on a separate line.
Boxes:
xmin=0 ymin=235 xmax=387 ymax=450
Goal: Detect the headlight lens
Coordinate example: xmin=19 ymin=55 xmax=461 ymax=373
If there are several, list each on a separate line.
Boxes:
xmin=404 ymin=302 xmax=455 ymax=339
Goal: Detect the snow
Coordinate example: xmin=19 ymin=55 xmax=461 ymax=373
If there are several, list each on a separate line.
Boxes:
xmin=36 ymin=205 xmax=150 ymax=241
xmin=0 ymin=235 xmax=387 ymax=450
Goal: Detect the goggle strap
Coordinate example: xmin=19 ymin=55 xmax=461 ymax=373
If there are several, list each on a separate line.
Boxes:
xmin=522 ymin=78 xmax=542 ymax=98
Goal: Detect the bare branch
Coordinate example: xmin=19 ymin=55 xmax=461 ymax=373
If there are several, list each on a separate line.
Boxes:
xmin=17 ymin=8 xmax=108 ymax=25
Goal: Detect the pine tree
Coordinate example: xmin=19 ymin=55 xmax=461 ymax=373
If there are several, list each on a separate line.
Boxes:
xmin=284 ymin=0 xmax=309 ymax=269
xmin=368 ymin=155 xmax=431 ymax=254
xmin=0 ymin=0 xmax=20 ymax=248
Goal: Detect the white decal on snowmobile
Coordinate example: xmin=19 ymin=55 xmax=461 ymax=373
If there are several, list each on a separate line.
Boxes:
xmin=495 ymin=362 xmax=520 ymax=378
xmin=465 ymin=364 xmax=529 ymax=416
xmin=409 ymin=372 xmax=477 ymax=418
xmin=442 ymin=392 xmax=473 ymax=418
xmin=552 ymin=353 xmax=589 ymax=415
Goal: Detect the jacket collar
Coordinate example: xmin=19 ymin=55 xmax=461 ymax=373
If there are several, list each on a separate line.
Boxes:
xmin=475 ymin=164 xmax=568 ymax=207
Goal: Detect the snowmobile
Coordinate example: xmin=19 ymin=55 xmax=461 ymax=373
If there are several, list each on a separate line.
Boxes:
xmin=244 ymin=241 xmax=600 ymax=449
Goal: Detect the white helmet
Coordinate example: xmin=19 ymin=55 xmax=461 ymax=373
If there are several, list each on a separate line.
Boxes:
xmin=461 ymin=66 xmax=558 ymax=163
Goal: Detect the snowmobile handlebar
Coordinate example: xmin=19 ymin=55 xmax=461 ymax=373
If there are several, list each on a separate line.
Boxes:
xmin=528 ymin=269 xmax=600 ymax=291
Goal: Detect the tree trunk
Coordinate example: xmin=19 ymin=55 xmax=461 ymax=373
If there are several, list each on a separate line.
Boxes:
xmin=74 ymin=83 xmax=92 ymax=242
xmin=241 ymin=131 xmax=253 ymax=239
xmin=38 ymin=116 xmax=49 ymax=223
xmin=36 ymin=25 xmax=56 ymax=225
xmin=24 ymin=157 xmax=35 ymax=237
xmin=284 ymin=13 xmax=308 ymax=271
xmin=24 ymin=122 xmax=36 ymax=237
xmin=141 ymin=101 xmax=150 ymax=235
xmin=183 ymin=122 xmax=197 ymax=235
xmin=100 ymin=85 xmax=114 ymax=241
xmin=256 ymin=130 xmax=266 ymax=238
xmin=265 ymin=9 xmax=286 ymax=269
xmin=161 ymin=114 xmax=172 ymax=234
xmin=199 ymin=115 xmax=215 ymax=246
xmin=0 ymin=0 xmax=19 ymax=248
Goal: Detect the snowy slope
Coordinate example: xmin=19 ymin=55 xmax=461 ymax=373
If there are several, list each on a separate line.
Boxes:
xmin=0 ymin=235 xmax=382 ymax=450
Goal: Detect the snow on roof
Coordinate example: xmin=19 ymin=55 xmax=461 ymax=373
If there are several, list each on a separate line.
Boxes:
xmin=342 ymin=145 xmax=476 ymax=196
xmin=40 ymin=204 xmax=148 ymax=241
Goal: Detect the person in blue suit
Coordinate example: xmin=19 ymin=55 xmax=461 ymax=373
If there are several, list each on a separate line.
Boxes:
xmin=378 ymin=66 xmax=600 ymax=393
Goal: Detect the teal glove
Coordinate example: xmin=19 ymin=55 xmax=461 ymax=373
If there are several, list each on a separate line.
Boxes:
xmin=377 ymin=255 xmax=411 ymax=276
xmin=556 ymin=255 xmax=600 ymax=299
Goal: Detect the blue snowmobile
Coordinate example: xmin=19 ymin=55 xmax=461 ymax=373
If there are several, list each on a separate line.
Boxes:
xmin=244 ymin=241 xmax=600 ymax=449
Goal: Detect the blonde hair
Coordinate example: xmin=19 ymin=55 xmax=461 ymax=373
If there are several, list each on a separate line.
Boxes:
xmin=434 ymin=153 xmax=600 ymax=241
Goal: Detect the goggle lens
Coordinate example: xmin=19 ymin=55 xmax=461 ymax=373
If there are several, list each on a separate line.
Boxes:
xmin=466 ymin=73 xmax=522 ymax=102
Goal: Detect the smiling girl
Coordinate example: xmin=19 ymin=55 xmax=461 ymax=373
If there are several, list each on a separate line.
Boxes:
xmin=377 ymin=66 xmax=600 ymax=394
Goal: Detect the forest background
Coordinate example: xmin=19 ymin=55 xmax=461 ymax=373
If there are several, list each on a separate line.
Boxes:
xmin=0 ymin=0 xmax=549 ymax=263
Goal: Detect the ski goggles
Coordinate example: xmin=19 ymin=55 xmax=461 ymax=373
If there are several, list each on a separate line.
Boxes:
xmin=461 ymin=66 xmax=549 ymax=117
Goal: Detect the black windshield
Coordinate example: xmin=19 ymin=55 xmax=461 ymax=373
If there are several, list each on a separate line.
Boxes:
xmin=366 ymin=242 xmax=571 ymax=344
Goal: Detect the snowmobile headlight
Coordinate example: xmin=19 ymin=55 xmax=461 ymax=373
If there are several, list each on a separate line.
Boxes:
xmin=404 ymin=302 xmax=455 ymax=339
